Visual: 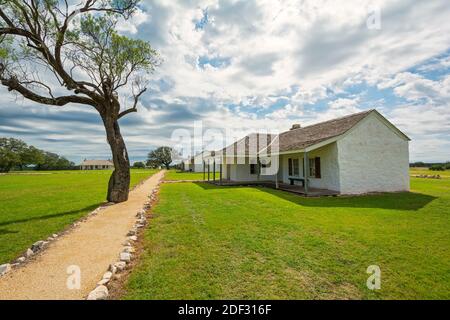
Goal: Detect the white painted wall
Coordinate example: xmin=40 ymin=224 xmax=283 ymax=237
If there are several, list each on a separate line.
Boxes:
xmin=229 ymin=164 xmax=258 ymax=181
xmin=337 ymin=113 xmax=410 ymax=194
xmin=224 ymin=163 xmax=277 ymax=182
xmin=308 ymin=143 xmax=340 ymax=191
xmin=280 ymin=143 xmax=340 ymax=191
xmin=280 ymin=153 xmax=303 ymax=184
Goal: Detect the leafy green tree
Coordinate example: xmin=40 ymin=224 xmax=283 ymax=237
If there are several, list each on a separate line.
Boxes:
xmin=36 ymin=151 xmax=74 ymax=170
xmin=0 ymin=137 xmax=28 ymax=172
xmin=430 ymin=164 xmax=445 ymax=171
xmin=147 ymin=147 xmax=173 ymax=170
xmin=132 ymin=161 xmax=145 ymax=168
xmin=0 ymin=1 xmax=160 ymax=202
xmin=20 ymin=146 xmax=44 ymax=169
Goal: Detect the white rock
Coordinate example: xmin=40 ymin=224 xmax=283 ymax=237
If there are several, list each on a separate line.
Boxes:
xmin=114 ymin=261 xmax=126 ymax=271
xmin=97 ymin=278 xmax=110 ymax=286
xmin=86 ymin=285 xmax=108 ymax=300
xmin=120 ymin=252 xmax=131 ymax=262
xmin=17 ymin=257 xmax=26 ymax=263
xmin=135 ymin=224 xmax=145 ymax=229
xmin=127 ymin=230 xmax=136 ymax=236
xmin=31 ymin=240 xmax=45 ymax=252
xmin=103 ymin=271 xmax=113 ymax=280
xmin=0 ymin=264 xmax=11 ymax=275
xmin=52 ymin=234 xmax=58 ymax=238
xmin=128 ymin=235 xmax=137 ymax=242
xmin=108 ymin=264 xmax=117 ymax=274
xmin=26 ymin=248 xmax=34 ymax=257
xmin=123 ymin=246 xmax=135 ymax=253
xmin=47 ymin=237 xmax=54 ymax=241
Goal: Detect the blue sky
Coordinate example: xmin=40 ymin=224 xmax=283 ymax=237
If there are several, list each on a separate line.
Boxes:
xmin=0 ymin=0 xmax=449 ymax=163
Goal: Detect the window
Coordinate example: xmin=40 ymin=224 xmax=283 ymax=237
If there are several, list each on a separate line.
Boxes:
xmin=250 ymin=164 xmax=257 ymax=174
xmin=288 ymin=158 xmax=299 ymax=176
xmin=309 ymin=157 xmax=321 ymax=178
xmin=293 ymin=159 xmax=299 ymax=176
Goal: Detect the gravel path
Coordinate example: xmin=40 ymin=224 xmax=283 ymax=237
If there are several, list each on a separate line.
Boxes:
xmin=0 ymin=170 xmax=165 ymax=300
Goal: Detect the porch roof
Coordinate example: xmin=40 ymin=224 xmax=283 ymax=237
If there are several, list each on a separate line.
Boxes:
xmin=217 ymin=133 xmax=278 ymax=158
xmin=216 ymin=110 xmax=373 ymax=158
xmin=275 ymin=110 xmax=373 ymax=153
xmin=215 ymin=109 xmax=410 ymax=158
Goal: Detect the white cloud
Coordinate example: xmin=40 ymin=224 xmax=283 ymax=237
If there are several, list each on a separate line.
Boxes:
xmin=116 ymin=8 xmax=150 ymax=34
xmin=378 ymin=73 xmax=450 ymax=104
xmin=139 ymin=0 xmax=450 ymax=102
xmin=1 ymin=0 xmax=450 ymax=162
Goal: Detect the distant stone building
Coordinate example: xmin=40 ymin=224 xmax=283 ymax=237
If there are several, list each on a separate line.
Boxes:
xmin=80 ymin=159 xmax=114 ymax=170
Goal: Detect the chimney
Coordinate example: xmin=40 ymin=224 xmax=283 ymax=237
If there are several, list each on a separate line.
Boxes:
xmin=290 ymin=124 xmax=301 ymax=130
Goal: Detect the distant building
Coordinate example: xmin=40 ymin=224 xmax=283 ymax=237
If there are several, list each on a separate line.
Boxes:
xmin=80 ymin=159 xmax=114 ymax=170
xmin=182 ymin=151 xmax=218 ymax=172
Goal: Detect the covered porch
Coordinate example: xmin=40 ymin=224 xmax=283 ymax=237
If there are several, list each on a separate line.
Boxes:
xmin=205 ymin=179 xmax=339 ymax=197
xmin=202 ymin=145 xmax=339 ymax=196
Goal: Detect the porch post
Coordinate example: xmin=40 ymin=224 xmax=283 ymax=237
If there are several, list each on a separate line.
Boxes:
xmin=207 ymin=159 xmax=210 ymax=181
xmin=219 ymin=160 xmax=223 ymax=185
xmin=213 ymin=159 xmax=216 ymax=182
xmin=257 ymin=157 xmax=260 ymax=181
xmin=203 ymin=160 xmax=205 ymax=181
xmin=274 ymin=174 xmax=279 ymax=189
xmin=274 ymin=154 xmax=279 ymax=189
xmin=303 ymin=151 xmax=309 ymax=195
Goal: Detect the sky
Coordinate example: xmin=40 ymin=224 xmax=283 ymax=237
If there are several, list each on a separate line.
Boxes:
xmin=0 ymin=0 xmax=449 ymax=164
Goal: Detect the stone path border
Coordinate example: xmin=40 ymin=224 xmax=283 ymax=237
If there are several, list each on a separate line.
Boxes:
xmin=0 ymin=170 xmax=165 ymax=300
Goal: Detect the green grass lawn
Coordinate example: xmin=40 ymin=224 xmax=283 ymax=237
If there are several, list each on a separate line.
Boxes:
xmin=0 ymin=169 xmax=158 ymax=264
xmin=123 ymin=176 xmax=450 ymax=300
xmin=164 ymin=170 xmax=219 ymax=181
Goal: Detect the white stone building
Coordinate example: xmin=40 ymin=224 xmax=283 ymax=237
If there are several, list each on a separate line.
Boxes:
xmin=80 ymin=159 xmax=114 ymax=170
xmin=205 ymin=109 xmax=410 ymax=195
xmin=182 ymin=151 xmax=218 ymax=172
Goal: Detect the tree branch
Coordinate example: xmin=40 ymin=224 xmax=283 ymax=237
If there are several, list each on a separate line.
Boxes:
xmin=117 ymin=88 xmax=147 ymax=119
xmin=1 ymin=74 xmax=96 ymax=107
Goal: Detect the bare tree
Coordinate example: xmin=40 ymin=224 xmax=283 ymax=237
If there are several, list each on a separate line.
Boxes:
xmin=0 ymin=0 xmax=160 ymax=202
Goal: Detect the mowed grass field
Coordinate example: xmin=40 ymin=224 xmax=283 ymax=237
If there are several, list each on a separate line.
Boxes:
xmin=124 ymin=175 xmax=450 ymax=300
xmin=0 ymin=169 xmax=158 ymax=264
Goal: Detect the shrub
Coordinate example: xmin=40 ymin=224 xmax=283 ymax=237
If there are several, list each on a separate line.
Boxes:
xmin=430 ymin=165 xmax=445 ymax=171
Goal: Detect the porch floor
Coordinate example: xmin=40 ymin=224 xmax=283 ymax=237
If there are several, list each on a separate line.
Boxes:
xmin=206 ymin=179 xmax=340 ymax=197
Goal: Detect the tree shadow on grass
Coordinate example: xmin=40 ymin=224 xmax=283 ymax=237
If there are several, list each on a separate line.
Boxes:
xmin=193 ymin=182 xmax=436 ymax=211
xmin=0 ymin=203 xmax=102 ymax=227
xmin=0 ymin=229 xmax=19 ymax=235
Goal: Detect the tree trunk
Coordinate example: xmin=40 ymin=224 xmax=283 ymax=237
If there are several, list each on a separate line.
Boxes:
xmin=103 ymin=116 xmax=130 ymax=203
